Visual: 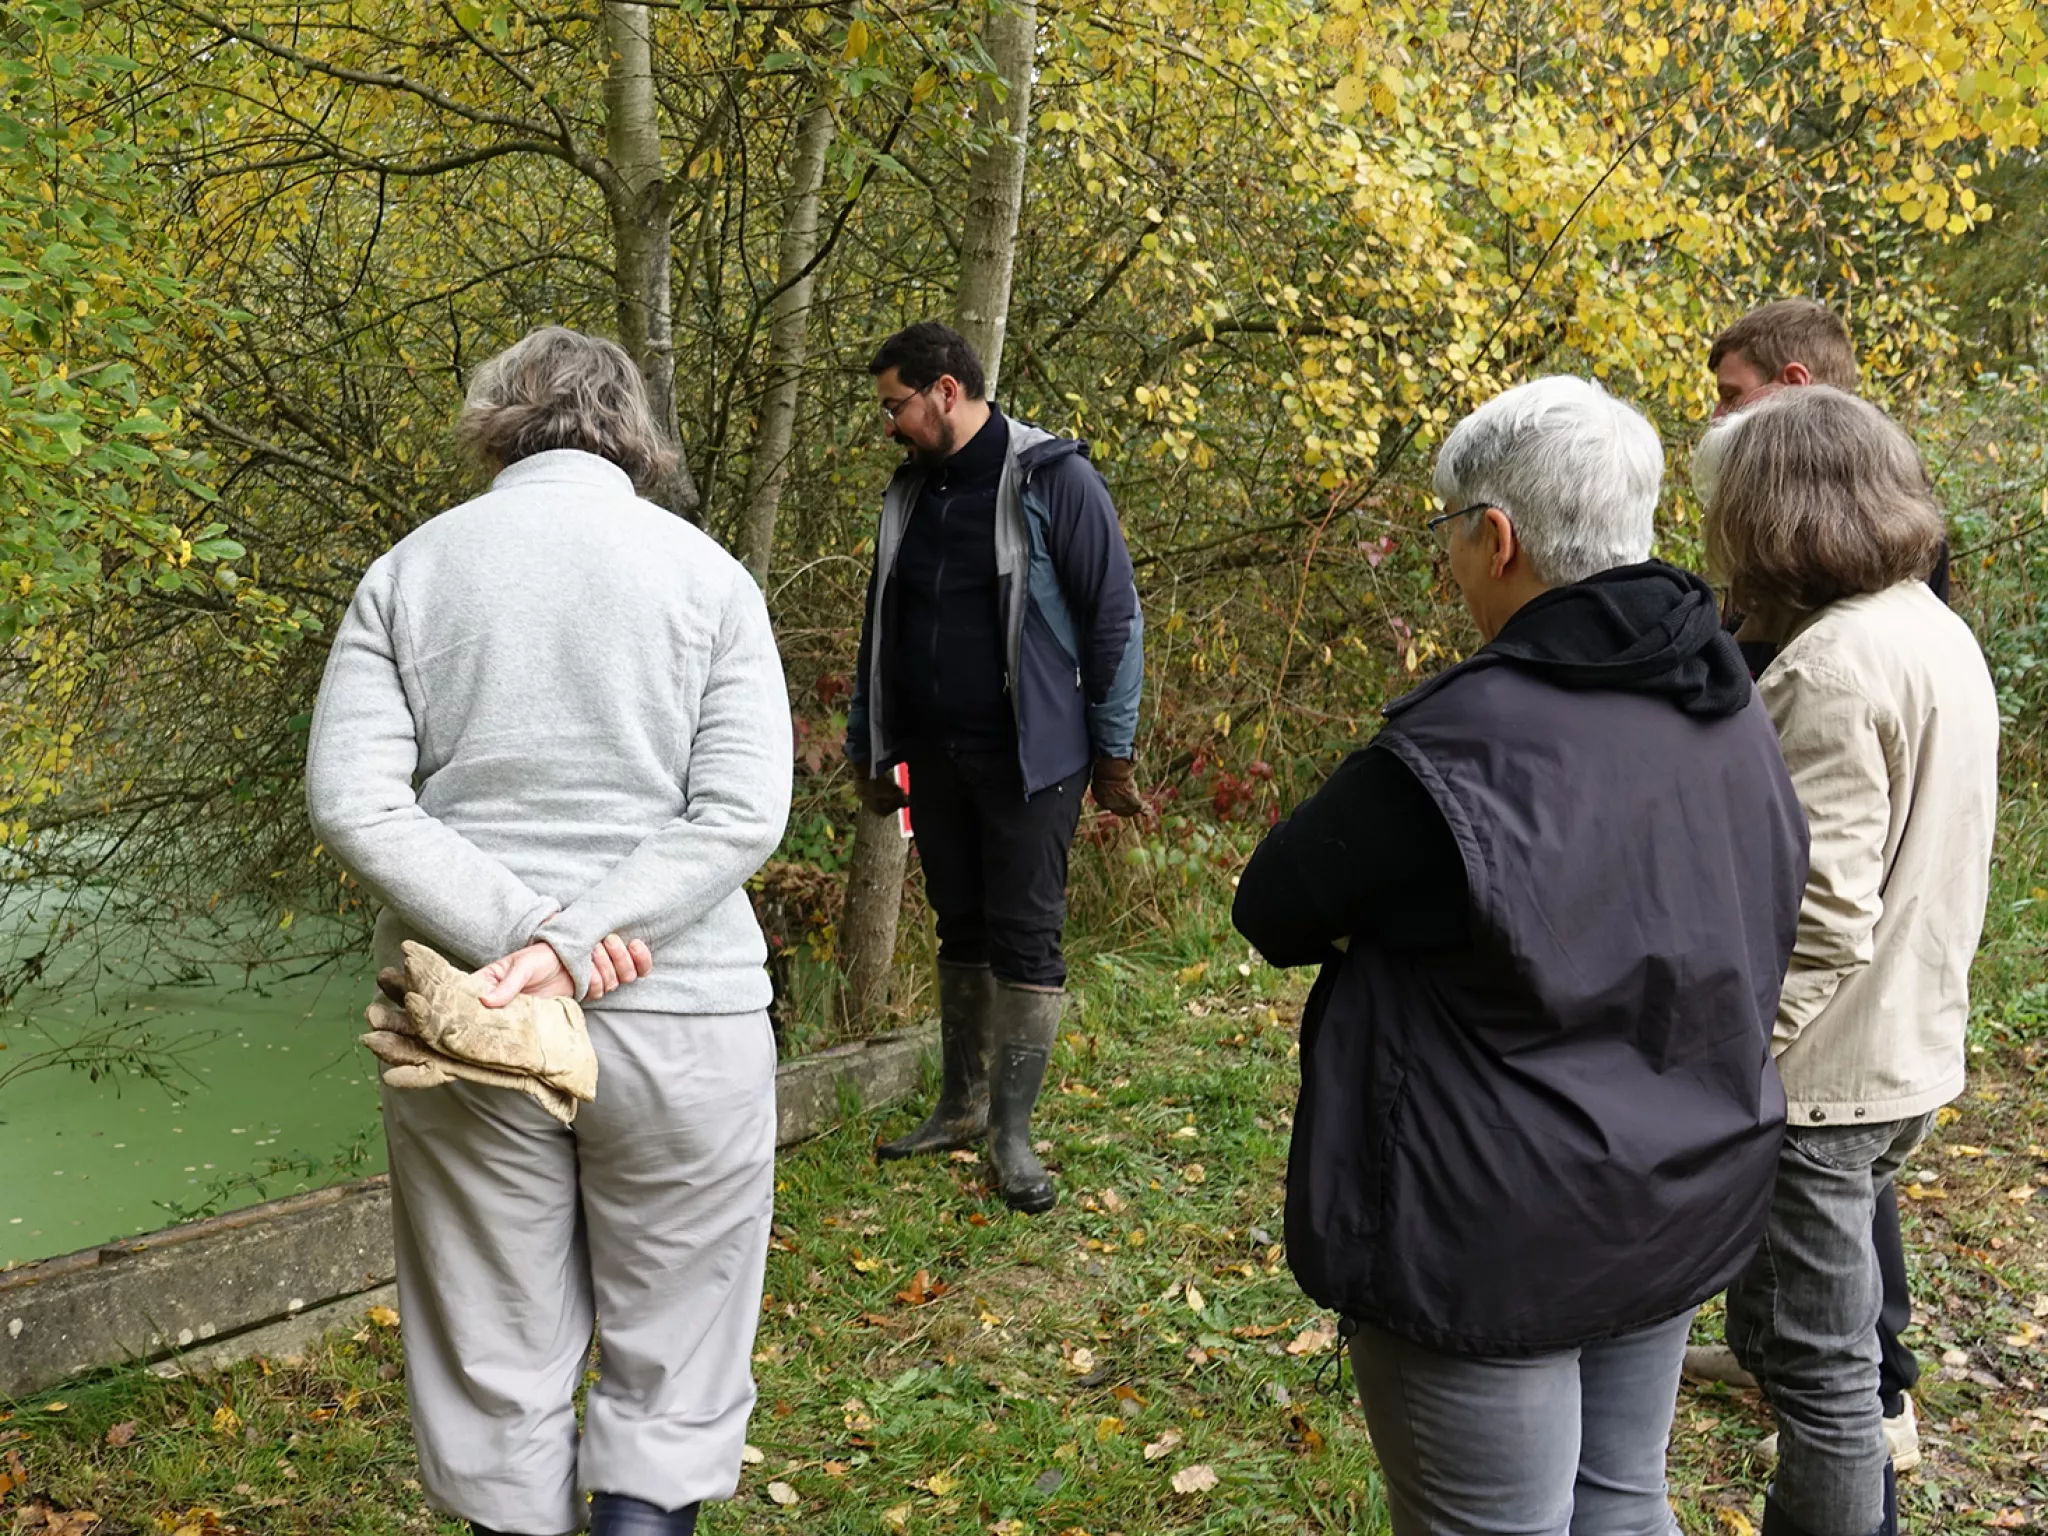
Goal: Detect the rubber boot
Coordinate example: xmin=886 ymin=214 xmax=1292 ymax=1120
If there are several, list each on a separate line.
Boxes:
xmin=987 ymin=983 xmax=1061 ymax=1214
xmin=876 ymin=962 xmax=994 ymax=1161
xmin=589 ymin=1493 xmax=701 ymax=1535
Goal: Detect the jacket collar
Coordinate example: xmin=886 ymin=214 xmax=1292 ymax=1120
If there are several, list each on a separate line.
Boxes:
xmin=491 ymin=449 xmax=637 ymax=497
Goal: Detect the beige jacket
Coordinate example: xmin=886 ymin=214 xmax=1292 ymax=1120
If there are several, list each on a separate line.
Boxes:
xmin=1759 ymin=581 xmax=2000 ymax=1125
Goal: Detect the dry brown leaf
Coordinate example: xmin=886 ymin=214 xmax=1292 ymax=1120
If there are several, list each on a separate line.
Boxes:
xmin=103 ymin=1420 xmax=137 ymax=1448
xmin=1171 ymin=1463 xmax=1219 ymax=1494
xmin=1286 ymin=1321 xmax=1338 ymax=1356
xmin=896 ymin=1269 xmax=947 ymax=1307
xmin=1143 ymin=1427 xmax=1184 ymax=1461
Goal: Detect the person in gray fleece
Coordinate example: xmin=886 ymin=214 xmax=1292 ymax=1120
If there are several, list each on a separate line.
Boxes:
xmin=305 ymin=327 xmax=792 ymax=1536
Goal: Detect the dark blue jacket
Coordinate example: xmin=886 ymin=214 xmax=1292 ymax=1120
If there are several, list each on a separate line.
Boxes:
xmin=1238 ymin=566 xmax=1807 ymax=1355
xmin=847 ymin=417 xmax=1143 ymax=796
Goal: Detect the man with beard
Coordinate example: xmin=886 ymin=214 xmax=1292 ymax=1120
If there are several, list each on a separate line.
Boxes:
xmin=847 ymin=321 xmax=1145 ymax=1213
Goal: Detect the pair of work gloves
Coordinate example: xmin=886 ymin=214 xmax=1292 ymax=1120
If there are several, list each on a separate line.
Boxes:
xmin=854 ymin=756 xmax=1146 ymax=818
xmin=361 ymin=940 xmax=599 ymax=1126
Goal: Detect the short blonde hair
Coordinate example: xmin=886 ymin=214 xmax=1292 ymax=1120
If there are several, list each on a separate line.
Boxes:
xmin=1704 ymin=387 xmax=1943 ymax=615
xmin=457 ymin=326 xmax=676 ymax=488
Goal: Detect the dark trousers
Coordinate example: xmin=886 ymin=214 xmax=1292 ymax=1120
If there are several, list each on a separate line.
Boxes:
xmin=905 ymin=741 xmax=1088 ymax=989
xmin=1874 ymin=1180 xmax=1917 ymax=1414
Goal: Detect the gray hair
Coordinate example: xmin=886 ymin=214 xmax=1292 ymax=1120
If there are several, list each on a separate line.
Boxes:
xmin=1433 ymin=376 xmax=1662 ymax=584
xmin=457 ymin=326 xmax=676 ymax=488
xmin=1703 ymin=386 xmax=1943 ymax=615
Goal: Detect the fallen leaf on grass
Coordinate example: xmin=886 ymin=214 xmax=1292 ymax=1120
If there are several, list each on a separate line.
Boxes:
xmin=823 ymin=1460 xmax=851 ymax=1477
xmin=2006 ymin=1184 xmax=2037 ymax=1203
xmin=1094 ymin=1416 xmax=1123 ymax=1443
xmin=104 ymin=1420 xmax=137 ymax=1448
xmin=1286 ymin=1412 xmax=1326 ymax=1455
xmin=881 ymin=1505 xmax=912 ymax=1531
xmin=1143 ymin=1428 xmax=1184 ymax=1460
xmin=740 ymin=1443 xmax=764 ymax=1465
xmin=2004 ymin=1321 xmax=2041 ymax=1349
xmin=1286 ymin=1321 xmax=1337 ymax=1356
xmin=948 ymin=1149 xmax=982 ymax=1164
xmin=1063 ymin=1347 xmax=1097 ymax=1375
xmin=1986 ymin=1513 xmax=2027 ymax=1530
xmin=765 ymin=1481 xmax=799 ymax=1507
xmin=1171 ymin=1463 xmax=1219 ymax=1494
xmin=2034 ymin=1293 xmax=2048 ymax=1318
xmin=211 ymin=1405 xmax=241 ymax=1436
xmin=366 ymin=1304 xmax=400 ymax=1328
xmin=989 ymin=1521 xmax=1029 ymax=1536
xmin=897 ymin=1269 xmax=948 ymax=1307
xmin=1714 ymin=1511 xmax=1756 ymax=1536
xmin=850 ymin=1251 xmax=883 ymax=1274
xmin=842 ymin=1399 xmax=874 ymax=1432
xmin=918 ymin=1470 xmax=959 ymax=1497
xmin=40 ymin=1402 xmax=67 ymax=1415
xmin=1185 ymin=1283 xmax=1206 ymax=1313
xmin=14 ymin=1507 xmax=105 ymax=1535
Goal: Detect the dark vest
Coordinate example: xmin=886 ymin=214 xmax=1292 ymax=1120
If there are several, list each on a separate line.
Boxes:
xmin=1286 ymin=658 xmax=1806 ymax=1355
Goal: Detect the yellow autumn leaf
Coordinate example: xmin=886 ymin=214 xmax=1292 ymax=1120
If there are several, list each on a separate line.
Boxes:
xmin=366 ymin=1304 xmax=400 ymax=1328
xmin=1330 ymin=74 xmax=1369 ymax=114
xmin=1095 ymin=1415 xmax=1125 ymax=1442
xmin=212 ymin=1404 xmax=241 ymax=1435
xmin=841 ymin=18 xmax=868 ymax=61
xmin=1715 ymin=1511 xmax=1757 ymax=1536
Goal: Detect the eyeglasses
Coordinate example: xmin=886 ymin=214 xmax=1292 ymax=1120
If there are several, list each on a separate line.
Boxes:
xmin=879 ymin=381 xmax=935 ymax=424
xmin=1427 ymin=503 xmax=1493 ymax=550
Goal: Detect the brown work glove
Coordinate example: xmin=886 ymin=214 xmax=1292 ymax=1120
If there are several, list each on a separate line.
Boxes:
xmin=397 ymin=941 xmax=599 ymax=1101
xmin=853 ymin=759 xmax=907 ymax=817
xmin=1090 ymin=756 xmax=1145 ymax=817
xmin=362 ymin=968 xmax=581 ymax=1124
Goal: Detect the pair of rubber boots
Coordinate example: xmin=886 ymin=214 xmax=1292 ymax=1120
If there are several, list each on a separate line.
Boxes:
xmin=876 ymin=963 xmax=1060 ymax=1214
xmin=473 ymin=1495 xmax=697 ymax=1536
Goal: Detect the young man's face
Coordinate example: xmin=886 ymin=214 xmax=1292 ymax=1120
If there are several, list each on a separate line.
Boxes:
xmin=875 ymin=367 xmax=958 ymax=463
xmin=1713 ymin=352 xmax=1776 ymax=418
xmin=1713 ymin=350 xmax=1812 ymax=418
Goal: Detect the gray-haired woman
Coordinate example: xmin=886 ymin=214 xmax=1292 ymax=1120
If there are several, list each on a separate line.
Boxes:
xmin=1702 ymin=387 xmax=1998 ymax=1536
xmin=306 ymin=326 xmax=792 ymax=1536
xmin=1233 ymin=376 xmax=1808 ymax=1534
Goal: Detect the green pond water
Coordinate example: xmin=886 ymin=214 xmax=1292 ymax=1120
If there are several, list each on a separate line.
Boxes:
xmin=0 ymin=960 xmax=387 ymax=1268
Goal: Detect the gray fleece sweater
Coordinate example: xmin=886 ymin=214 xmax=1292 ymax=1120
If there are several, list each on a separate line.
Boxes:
xmin=305 ymin=449 xmax=792 ymax=1015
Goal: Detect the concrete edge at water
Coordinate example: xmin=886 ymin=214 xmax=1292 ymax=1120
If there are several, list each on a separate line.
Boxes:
xmin=0 ymin=1024 xmax=938 ymax=1400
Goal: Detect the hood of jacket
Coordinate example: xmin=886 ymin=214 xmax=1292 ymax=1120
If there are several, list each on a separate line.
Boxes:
xmin=1394 ymin=561 xmax=1752 ymax=721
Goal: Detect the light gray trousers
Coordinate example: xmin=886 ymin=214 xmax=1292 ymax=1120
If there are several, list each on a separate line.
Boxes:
xmin=1350 ymin=1309 xmax=1695 ymax=1536
xmin=382 ymin=1006 xmax=777 ymax=1536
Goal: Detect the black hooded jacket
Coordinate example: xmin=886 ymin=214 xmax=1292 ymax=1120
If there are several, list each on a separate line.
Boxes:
xmin=1235 ymin=562 xmax=1808 ymax=1355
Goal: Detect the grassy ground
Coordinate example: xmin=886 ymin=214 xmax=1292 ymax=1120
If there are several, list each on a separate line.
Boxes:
xmin=2 ymin=801 xmax=2045 ymax=1535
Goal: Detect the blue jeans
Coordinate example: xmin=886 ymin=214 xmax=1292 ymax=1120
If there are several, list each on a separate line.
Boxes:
xmin=1349 ymin=1310 xmax=1694 ymax=1535
xmin=1728 ymin=1114 xmax=1932 ymax=1536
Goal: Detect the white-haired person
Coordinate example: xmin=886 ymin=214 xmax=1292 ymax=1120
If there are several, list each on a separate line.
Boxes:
xmin=1233 ymin=376 xmax=1809 ymax=1534
xmin=1698 ymin=388 xmax=1997 ymax=1536
xmin=306 ymin=326 xmax=792 ymax=1536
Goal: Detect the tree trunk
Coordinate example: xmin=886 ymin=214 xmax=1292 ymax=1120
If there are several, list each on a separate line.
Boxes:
xmin=738 ymin=97 xmax=836 ymax=582
xmin=954 ymin=0 xmax=1035 ymax=391
xmin=602 ymin=1 xmax=701 ymax=520
xmin=837 ymin=0 xmax=1036 ymax=1030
